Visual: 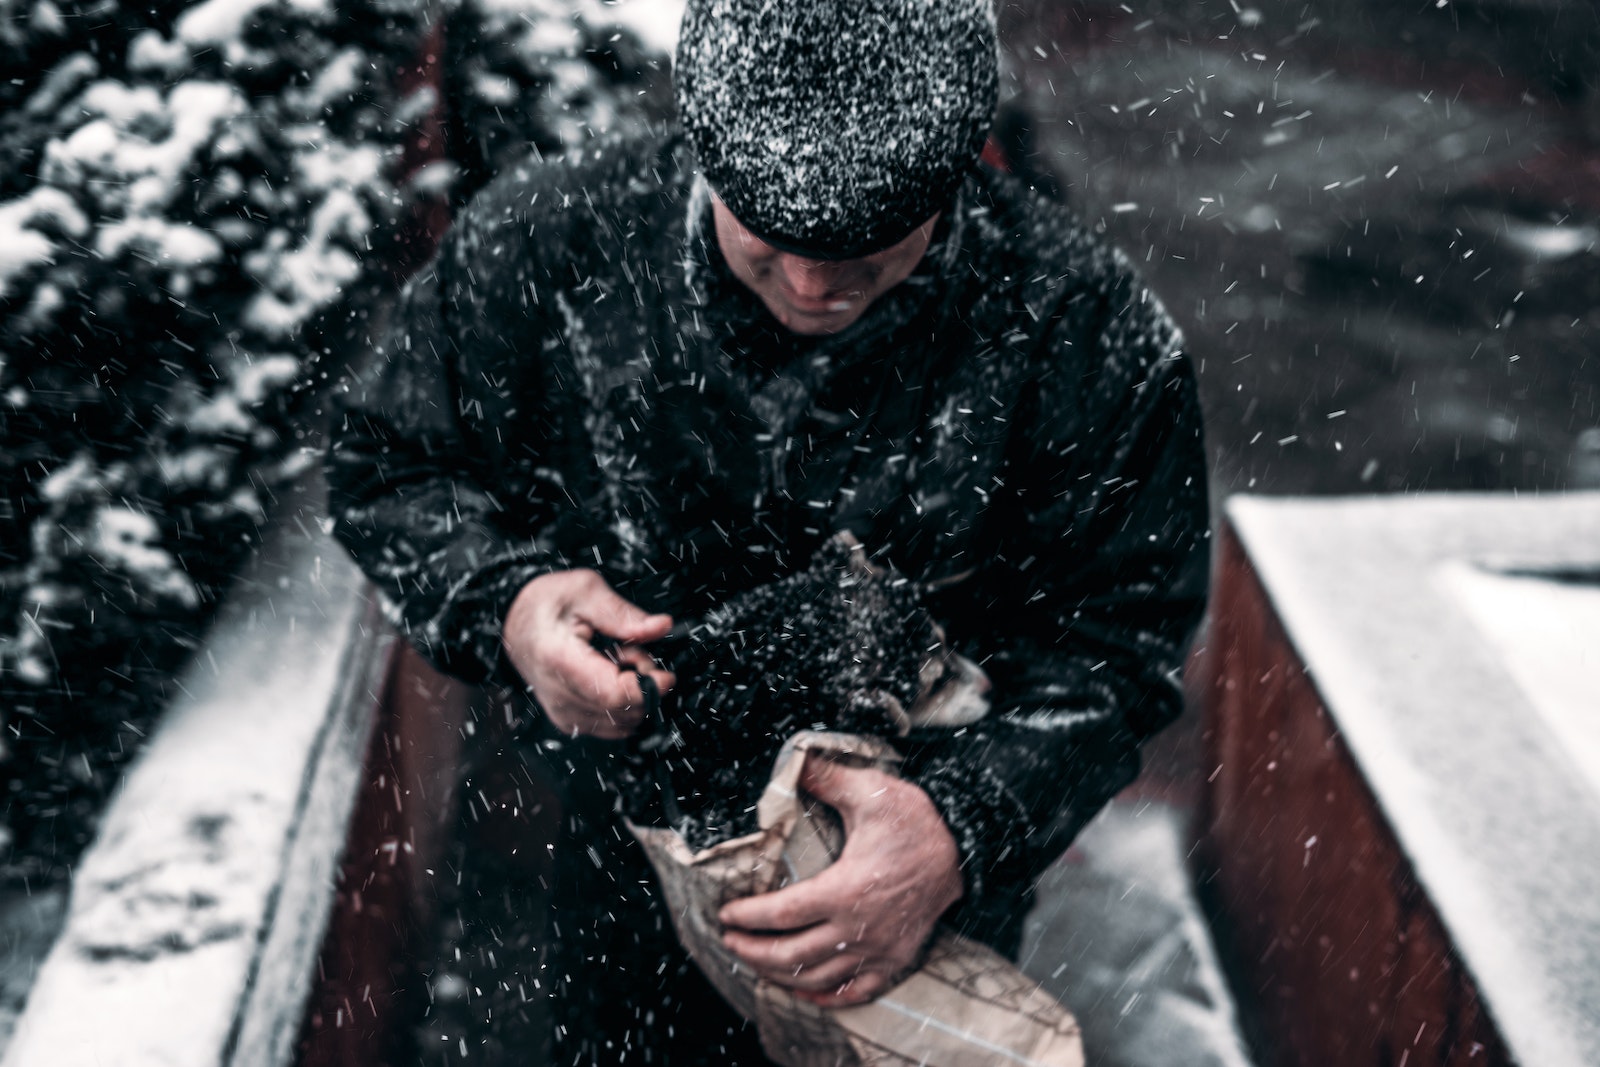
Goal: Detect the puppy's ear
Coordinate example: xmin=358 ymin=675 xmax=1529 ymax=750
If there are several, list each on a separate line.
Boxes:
xmin=819 ymin=529 xmax=881 ymax=580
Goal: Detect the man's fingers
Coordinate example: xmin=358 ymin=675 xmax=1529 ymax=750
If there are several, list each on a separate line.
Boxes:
xmin=719 ymin=874 xmax=836 ymax=932
xmin=798 ymin=753 xmax=845 ymax=800
xmin=505 ymin=572 xmax=674 ymax=740
xmin=538 ymin=642 xmax=648 ymax=737
xmin=610 ymin=646 xmax=676 ymax=696
xmin=798 ymin=754 xmax=885 ymax=819
xmin=795 ymin=971 xmax=890 ymax=1009
xmin=754 ymin=950 xmax=865 ymax=993
xmin=547 ymin=642 xmax=643 ymax=707
xmin=577 ymin=582 xmax=673 ymax=645
xmin=723 ymin=922 xmax=873 ymax=993
xmin=723 ymin=922 xmax=845 ymax=975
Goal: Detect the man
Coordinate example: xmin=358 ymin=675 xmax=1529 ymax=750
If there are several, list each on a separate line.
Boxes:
xmin=326 ymin=0 xmax=1210 ymax=1062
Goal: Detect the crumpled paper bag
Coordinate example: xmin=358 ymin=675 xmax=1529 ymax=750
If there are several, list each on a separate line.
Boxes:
xmin=627 ymin=731 xmax=1085 ymax=1067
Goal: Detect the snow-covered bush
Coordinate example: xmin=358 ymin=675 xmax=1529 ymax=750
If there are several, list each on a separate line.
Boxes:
xmin=441 ymin=0 xmax=671 ymax=202
xmin=0 ymin=0 xmax=664 ymax=882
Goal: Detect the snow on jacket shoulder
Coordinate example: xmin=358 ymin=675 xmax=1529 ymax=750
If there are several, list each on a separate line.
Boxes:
xmin=325 ymin=129 xmax=1211 ymax=955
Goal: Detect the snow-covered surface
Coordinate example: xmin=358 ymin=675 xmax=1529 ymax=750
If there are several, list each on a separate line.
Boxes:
xmin=1444 ymin=562 xmax=1600 ymax=807
xmin=0 ymin=890 xmax=67 ymax=1052
xmin=1023 ymin=800 xmax=1256 ymax=1067
xmin=1228 ymin=492 xmax=1600 ymax=1067
xmin=0 ymin=481 xmax=391 ymax=1067
xmin=590 ymin=0 xmax=684 ymax=54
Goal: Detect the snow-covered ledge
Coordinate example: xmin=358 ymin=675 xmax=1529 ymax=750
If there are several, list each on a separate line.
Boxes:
xmin=1226 ymin=491 xmax=1600 ymax=1067
xmin=2 ymin=477 xmax=392 ymax=1067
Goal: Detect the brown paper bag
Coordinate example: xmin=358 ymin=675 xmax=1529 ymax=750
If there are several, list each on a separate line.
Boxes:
xmin=627 ymin=731 xmax=1085 ymax=1067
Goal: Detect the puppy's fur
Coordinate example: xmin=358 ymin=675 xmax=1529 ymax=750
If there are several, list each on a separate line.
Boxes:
xmin=625 ymin=533 xmax=988 ymax=850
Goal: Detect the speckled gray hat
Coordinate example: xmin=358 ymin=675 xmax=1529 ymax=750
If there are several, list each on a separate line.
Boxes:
xmin=676 ymin=0 xmax=998 ymax=260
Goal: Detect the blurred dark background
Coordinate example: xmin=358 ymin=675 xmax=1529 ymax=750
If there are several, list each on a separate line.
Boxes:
xmin=996 ymin=0 xmax=1600 ymax=498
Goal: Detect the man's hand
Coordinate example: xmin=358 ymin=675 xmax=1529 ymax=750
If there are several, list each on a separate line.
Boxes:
xmin=718 ymin=755 xmax=964 ymax=1008
xmin=502 ymin=569 xmax=674 ymax=739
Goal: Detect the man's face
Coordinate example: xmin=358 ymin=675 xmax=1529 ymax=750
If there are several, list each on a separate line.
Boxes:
xmin=711 ymin=195 xmax=938 ymax=336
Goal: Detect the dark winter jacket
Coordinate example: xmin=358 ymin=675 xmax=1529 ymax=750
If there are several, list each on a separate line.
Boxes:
xmin=325 ymin=130 xmax=1210 ymax=954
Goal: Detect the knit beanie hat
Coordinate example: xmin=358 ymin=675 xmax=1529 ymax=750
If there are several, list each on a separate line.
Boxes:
xmin=676 ymin=0 xmax=999 ymax=260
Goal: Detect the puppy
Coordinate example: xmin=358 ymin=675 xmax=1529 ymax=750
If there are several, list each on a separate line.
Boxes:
xmin=622 ymin=532 xmax=988 ymax=851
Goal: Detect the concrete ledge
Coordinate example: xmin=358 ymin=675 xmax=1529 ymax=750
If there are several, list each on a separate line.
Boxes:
xmin=1 ymin=479 xmax=391 ymax=1067
xmin=1226 ymin=491 xmax=1600 ymax=1067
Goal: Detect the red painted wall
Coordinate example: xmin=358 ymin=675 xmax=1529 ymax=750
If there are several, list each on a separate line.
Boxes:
xmin=1194 ymin=525 xmax=1511 ymax=1067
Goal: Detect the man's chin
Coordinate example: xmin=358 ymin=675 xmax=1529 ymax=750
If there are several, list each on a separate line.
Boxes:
xmin=773 ymin=300 xmax=869 ymax=336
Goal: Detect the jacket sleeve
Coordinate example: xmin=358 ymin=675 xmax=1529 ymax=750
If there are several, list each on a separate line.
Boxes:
xmin=324 ymin=189 xmax=572 ymax=686
xmin=901 ymin=259 xmax=1211 ymax=922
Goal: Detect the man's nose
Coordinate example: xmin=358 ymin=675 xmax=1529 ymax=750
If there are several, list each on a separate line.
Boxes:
xmin=779 ymin=255 xmax=853 ymax=298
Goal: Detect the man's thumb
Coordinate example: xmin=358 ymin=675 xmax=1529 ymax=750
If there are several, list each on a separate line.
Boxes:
xmin=798 ymin=754 xmax=851 ymax=807
xmin=580 ymin=585 xmax=672 ymax=644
